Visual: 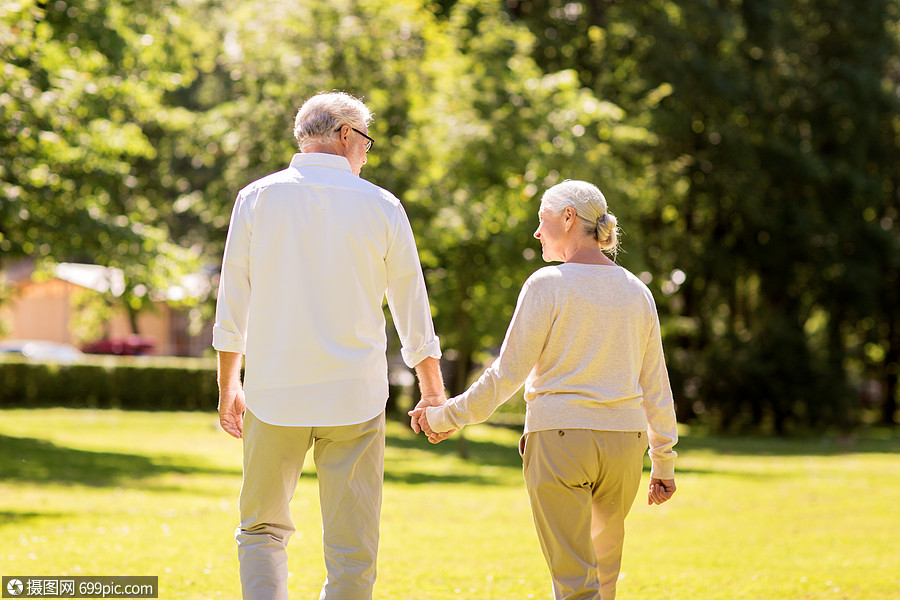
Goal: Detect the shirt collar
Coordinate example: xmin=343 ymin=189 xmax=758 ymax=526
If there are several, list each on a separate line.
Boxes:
xmin=289 ymin=152 xmax=353 ymax=173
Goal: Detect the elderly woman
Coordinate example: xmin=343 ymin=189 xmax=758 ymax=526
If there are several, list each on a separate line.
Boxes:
xmin=411 ymin=180 xmax=678 ymax=600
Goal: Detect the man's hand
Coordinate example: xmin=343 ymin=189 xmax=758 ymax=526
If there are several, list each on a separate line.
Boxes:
xmin=409 ymin=395 xmax=454 ymax=443
xmin=216 ymin=351 xmax=245 ymax=438
xmin=408 ymin=405 xmax=453 ymax=444
xmin=411 ymin=357 xmax=449 ymax=441
xmin=218 ymin=387 xmax=246 ymax=439
xmin=409 ymin=394 xmax=444 ymax=433
xmin=647 ymin=478 xmax=676 ymax=505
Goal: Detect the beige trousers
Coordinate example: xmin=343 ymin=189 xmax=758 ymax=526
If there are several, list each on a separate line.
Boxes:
xmin=521 ymin=429 xmax=646 ymax=600
xmin=236 ymin=410 xmax=386 ymax=600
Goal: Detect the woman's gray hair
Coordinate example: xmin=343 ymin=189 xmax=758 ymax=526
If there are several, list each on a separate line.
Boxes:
xmin=540 ymin=180 xmax=621 ymax=256
xmin=293 ymin=91 xmax=373 ymax=149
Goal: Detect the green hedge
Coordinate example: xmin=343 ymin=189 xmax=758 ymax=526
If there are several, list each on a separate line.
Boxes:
xmin=0 ymin=357 xmax=407 ymax=413
xmin=0 ymin=357 xmax=218 ymax=411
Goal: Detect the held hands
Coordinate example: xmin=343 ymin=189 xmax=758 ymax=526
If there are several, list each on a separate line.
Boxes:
xmin=408 ymin=395 xmax=455 ymax=444
xmin=647 ymin=477 xmax=676 ymax=505
xmin=218 ymin=387 xmax=246 ymax=439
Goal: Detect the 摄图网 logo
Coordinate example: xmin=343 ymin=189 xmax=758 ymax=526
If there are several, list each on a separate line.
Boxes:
xmin=6 ymin=579 xmax=24 ymax=597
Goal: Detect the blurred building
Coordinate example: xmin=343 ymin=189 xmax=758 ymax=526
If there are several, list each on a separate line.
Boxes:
xmin=0 ymin=261 xmax=214 ymax=357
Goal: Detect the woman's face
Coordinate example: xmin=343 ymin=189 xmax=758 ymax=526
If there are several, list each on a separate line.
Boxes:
xmin=534 ymin=205 xmax=569 ymax=262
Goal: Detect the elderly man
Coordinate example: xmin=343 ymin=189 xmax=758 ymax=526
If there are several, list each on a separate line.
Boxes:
xmin=213 ymin=91 xmax=447 ymax=600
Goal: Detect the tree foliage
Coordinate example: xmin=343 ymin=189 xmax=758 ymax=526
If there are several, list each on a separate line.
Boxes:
xmin=503 ymin=0 xmax=900 ymax=430
xmin=0 ymin=0 xmax=206 ymax=329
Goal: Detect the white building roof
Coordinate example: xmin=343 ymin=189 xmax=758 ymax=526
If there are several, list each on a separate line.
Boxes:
xmin=52 ymin=263 xmax=211 ymax=301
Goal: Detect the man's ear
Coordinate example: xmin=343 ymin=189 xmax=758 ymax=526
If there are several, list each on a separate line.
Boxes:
xmin=334 ymin=125 xmax=353 ymax=157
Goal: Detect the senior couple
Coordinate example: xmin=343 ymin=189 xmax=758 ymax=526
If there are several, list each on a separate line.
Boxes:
xmin=214 ymin=92 xmax=678 ymax=600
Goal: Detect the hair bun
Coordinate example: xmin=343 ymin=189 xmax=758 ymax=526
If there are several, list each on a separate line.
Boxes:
xmin=595 ymin=212 xmax=619 ymax=252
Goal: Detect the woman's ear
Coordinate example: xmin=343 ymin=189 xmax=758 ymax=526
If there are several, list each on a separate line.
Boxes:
xmin=564 ymin=206 xmax=577 ymax=231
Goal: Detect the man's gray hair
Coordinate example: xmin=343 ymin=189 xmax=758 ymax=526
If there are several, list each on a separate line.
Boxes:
xmin=293 ymin=91 xmax=373 ymax=149
xmin=541 ymin=180 xmax=621 ymax=255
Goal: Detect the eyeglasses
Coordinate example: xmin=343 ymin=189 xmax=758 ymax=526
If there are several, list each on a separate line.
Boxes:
xmin=334 ymin=125 xmax=374 ymax=152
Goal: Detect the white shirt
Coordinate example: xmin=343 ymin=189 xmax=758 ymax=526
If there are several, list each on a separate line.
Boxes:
xmin=426 ymin=264 xmax=677 ymax=479
xmin=213 ymin=153 xmax=441 ymax=427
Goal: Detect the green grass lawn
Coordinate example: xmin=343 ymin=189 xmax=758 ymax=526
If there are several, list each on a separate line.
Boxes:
xmin=1 ymin=409 xmax=898 ymax=600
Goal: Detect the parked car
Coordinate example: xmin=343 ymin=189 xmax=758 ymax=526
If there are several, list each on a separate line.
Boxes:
xmin=81 ymin=335 xmax=155 ymax=356
xmin=0 ymin=339 xmax=85 ymax=363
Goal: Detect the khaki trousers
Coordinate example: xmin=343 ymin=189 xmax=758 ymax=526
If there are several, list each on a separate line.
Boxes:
xmin=521 ymin=429 xmax=646 ymax=600
xmin=236 ymin=410 xmax=386 ymax=600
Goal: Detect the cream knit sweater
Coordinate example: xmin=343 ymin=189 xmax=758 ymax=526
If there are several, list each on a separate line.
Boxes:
xmin=426 ymin=263 xmax=678 ymax=479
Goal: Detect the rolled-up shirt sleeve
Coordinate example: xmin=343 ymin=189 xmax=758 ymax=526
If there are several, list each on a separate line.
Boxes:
xmin=385 ymin=203 xmax=441 ymax=368
xmin=212 ymin=192 xmax=253 ymax=354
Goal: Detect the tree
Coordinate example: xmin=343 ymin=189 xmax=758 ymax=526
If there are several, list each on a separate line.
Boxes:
xmin=0 ymin=0 xmax=205 ymax=333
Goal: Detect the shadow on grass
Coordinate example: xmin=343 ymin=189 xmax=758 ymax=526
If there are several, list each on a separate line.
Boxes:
xmin=0 ymin=434 xmax=236 ymax=488
xmin=385 ymin=428 xmax=721 ymax=483
xmin=674 ymin=431 xmax=900 ymax=457
xmin=382 ymin=470 xmax=510 ymax=485
xmin=383 ymin=418 xmax=900 ymax=484
xmin=387 ymin=429 xmax=522 ymax=467
xmin=0 ymin=511 xmax=71 ymax=524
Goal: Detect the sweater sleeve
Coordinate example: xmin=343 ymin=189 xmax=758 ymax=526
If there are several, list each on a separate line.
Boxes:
xmin=426 ymin=280 xmax=552 ymax=433
xmin=638 ymin=305 xmax=679 ymax=480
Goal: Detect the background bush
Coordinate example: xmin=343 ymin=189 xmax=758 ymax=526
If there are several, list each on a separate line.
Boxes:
xmin=0 ymin=357 xmax=219 ymax=411
xmin=0 ymin=357 xmax=408 ymax=414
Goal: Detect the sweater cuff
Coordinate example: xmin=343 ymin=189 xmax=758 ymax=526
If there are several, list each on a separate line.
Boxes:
xmin=425 ymin=405 xmax=456 ymax=433
xmin=649 ymin=457 xmax=676 ymax=480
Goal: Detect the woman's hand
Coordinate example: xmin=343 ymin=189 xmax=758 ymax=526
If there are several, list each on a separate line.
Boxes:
xmin=647 ymin=478 xmax=676 ymax=505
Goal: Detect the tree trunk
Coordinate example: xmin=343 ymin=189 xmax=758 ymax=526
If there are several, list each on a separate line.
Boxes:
xmin=449 ymin=272 xmax=475 ymax=460
xmin=883 ymin=313 xmax=899 ymax=426
xmin=127 ymin=305 xmax=140 ymax=335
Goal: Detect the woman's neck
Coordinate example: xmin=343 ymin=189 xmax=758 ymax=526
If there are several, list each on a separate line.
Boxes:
xmin=563 ymin=243 xmax=616 ymax=266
